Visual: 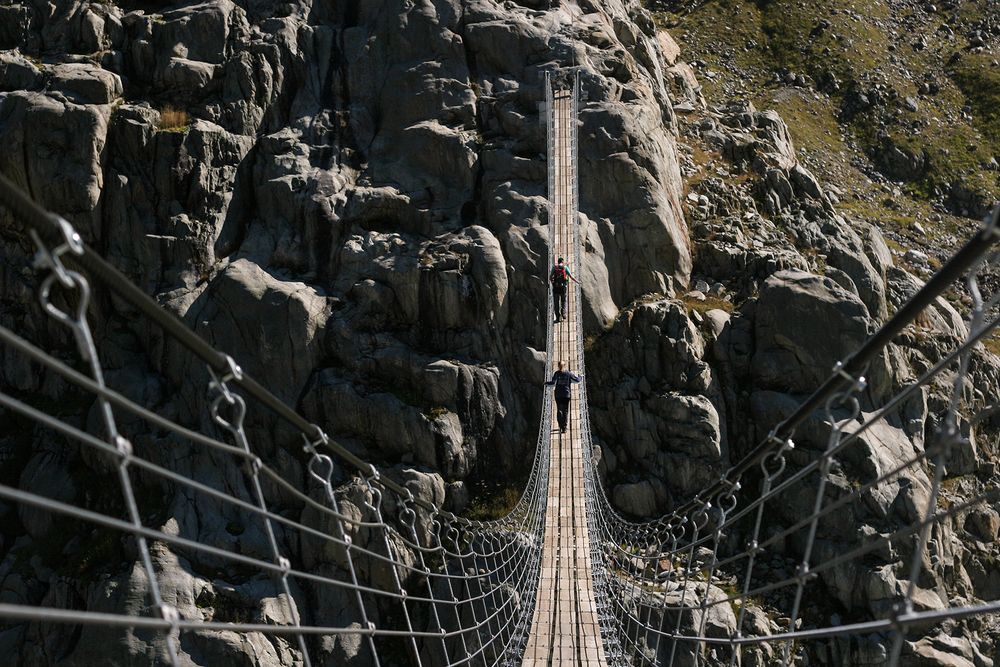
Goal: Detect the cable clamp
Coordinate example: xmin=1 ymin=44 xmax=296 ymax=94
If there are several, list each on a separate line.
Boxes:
xmin=889 ymin=600 xmax=912 ymax=630
xmin=30 ymin=216 xmax=83 ymax=288
xmin=207 ymin=356 xmax=242 ymax=406
xmin=219 ymin=354 xmax=242 ymax=383
xmin=158 ymin=603 xmax=179 ymax=626
xmin=302 ymin=427 xmax=329 ymax=456
xmin=115 ymin=435 xmax=133 ymax=460
xmin=246 ymin=456 xmax=263 ymax=476
xmin=832 ymin=360 xmax=867 ymax=392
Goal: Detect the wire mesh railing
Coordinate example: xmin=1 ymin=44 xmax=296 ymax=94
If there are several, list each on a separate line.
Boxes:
xmin=581 ymin=204 xmax=1000 ymax=665
xmin=0 ymin=172 xmax=554 ymax=666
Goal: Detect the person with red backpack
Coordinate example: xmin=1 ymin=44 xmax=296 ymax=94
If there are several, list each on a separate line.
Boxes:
xmin=549 ymin=257 xmax=580 ymax=323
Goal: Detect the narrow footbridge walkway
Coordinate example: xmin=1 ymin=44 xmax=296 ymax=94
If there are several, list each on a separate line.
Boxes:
xmin=522 ymin=77 xmax=607 ymax=666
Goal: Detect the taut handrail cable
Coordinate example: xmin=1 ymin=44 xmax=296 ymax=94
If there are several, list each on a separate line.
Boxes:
xmin=0 ymin=172 xmax=463 ymax=525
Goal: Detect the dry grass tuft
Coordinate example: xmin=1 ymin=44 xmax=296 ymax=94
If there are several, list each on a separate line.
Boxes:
xmin=157 ymin=105 xmax=190 ymax=133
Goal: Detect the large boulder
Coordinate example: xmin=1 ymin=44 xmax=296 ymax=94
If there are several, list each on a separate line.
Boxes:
xmin=0 ymin=92 xmax=110 ymax=221
xmin=170 ymin=259 xmax=331 ymax=406
xmin=588 ymin=298 xmax=724 ymax=508
xmin=753 ymin=270 xmax=876 ymax=394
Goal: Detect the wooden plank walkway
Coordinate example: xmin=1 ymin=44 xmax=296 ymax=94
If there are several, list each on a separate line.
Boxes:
xmin=522 ymin=85 xmax=607 ymax=666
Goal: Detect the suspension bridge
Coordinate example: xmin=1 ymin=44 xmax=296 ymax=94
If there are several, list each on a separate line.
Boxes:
xmin=523 ymin=75 xmax=606 ymax=666
xmin=1 ymin=70 xmax=1000 ymax=666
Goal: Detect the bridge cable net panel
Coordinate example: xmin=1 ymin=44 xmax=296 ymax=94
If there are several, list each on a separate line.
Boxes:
xmin=586 ymin=205 xmax=1000 ymax=665
xmin=0 ymin=171 xmax=554 ymax=666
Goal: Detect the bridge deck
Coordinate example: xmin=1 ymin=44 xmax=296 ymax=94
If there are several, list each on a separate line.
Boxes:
xmin=522 ymin=87 xmax=607 ymax=666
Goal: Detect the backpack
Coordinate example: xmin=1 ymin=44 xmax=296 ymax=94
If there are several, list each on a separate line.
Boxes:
xmin=551 ymin=265 xmax=568 ymax=285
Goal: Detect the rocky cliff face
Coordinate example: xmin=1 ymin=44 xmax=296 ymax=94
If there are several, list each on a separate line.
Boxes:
xmin=0 ymin=0 xmax=690 ymax=502
xmin=584 ymin=43 xmax=1000 ymax=667
xmin=0 ymin=0 xmax=691 ymax=664
xmin=1 ymin=0 xmax=999 ymax=665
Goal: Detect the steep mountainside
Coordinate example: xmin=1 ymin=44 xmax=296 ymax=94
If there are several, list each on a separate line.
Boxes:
xmin=649 ymin=0 xmax=1000 ymax=270
xmin=1 ymin=0 xmax=999 ymax=665
xmin=0 ymin=1 xmax=691 ymax=664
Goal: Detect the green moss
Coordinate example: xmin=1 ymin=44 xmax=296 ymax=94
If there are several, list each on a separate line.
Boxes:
xmin=766 ymin=90 xmax=846 ymax=155
xmin=838 ymin=198 xmax=916 ymax=233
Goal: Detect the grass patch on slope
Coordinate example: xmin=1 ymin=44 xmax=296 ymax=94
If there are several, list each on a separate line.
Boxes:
xmin=951 ymin=52 xmax=1000 ymax=150
xmin=651 ymin=0 xmax=1000 ymax=219
xmin=463 ymin=484 xmax=522 ymax=521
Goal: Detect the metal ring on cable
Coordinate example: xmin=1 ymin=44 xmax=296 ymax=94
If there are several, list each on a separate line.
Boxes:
xmin=210 ymin=389 xmax=246 ymax=431
xmin=669 ymin=517 xmax=687 ymax=542
xmin=446 ymin=524 xmax=461 ymax=551
xmin=362 ymin=469 xmax=383 ymax=509
xmin=430 ymin=513 xmax=447 ymax=551
xmin=207 ymin=357 xmax=248 ymax=432
xmin=825 ymin=384 xmax=863 ymax=422
xmin=308 ymin=452 xmax=336 ymax=489
xmin=29 ymin=216 xmax=83 ymax=289
xmin=400 ymin=496 xmax=418 ymax=532
xmin=39 ymin=270 xmax=91 ymax=330
xmin=762 ymin=439 xmax=792 ymax=479
xmin=302 ymin=430 xmax=335 ymax=487
xmin=691 ymin=503 xmax=711 ymax=532
xmin=719 ymin=480 xmax=741 ymax=515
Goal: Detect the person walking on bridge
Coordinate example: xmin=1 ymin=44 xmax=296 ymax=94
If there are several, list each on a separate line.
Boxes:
xmin=549 ymin=257 xmax=580 ymax=323
xmin=546 ymin=360 xmax=581 ymax=434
